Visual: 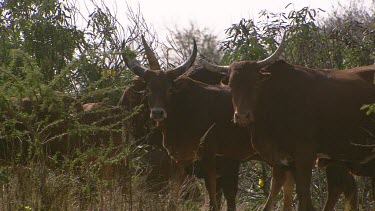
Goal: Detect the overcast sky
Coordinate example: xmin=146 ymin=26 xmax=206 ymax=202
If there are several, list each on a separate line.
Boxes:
xmin=76 ymin=0 xmax=371 ymax=41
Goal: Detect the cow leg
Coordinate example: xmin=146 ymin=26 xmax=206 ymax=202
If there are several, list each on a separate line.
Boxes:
xmin=202 ymin=156 xmax=218 ymax=211
xmin=220 ymin=159 xmax=240 ymax=211
xmin=343 ymin=174 xmax=358 ymax=211
xmin=294 ymin=145 xmax=315 ymax=211
xmin=323 ymin=162 xmax=358 ymax=211
xmin=263 ymin=165 xmax=287 ymax=211
xmin=319 ymin=159 xmax=340 ymax=211
xmin=282 ymin=170 xmax=295 ymax=211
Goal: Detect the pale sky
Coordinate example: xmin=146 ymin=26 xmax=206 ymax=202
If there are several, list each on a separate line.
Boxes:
xmin=76 ymin=0 xmax=371 ymax=41
xmin=122 ymin=0 xmax=333 ymax=37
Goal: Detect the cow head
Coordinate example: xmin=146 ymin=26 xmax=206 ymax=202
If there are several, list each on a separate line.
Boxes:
xmin=122 ymin=36 xmax=197 ymax=123
xmin=199 ymin=32 xmax=287 ymax=126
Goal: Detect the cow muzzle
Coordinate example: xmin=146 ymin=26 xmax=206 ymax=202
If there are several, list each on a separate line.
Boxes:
xmin=233 ymin=111 xmax=253 ymax=126
xmin=150 ymin=107 xmax=167 ymax=122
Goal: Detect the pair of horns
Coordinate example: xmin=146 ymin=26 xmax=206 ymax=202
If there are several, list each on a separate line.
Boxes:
xmin=199 ymin=31 xmax=288 ymax=73
xmin=122 ymin=36 xmax=197 ymax=78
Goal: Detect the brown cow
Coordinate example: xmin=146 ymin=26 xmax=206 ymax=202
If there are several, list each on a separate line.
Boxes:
xmin=119 ymin=73 xmax=245 ymax=208
xmin=119 ymin=40 xmax=243 ymax=210
xmin=199 ymin=34 xmax=375 ymax=210
xmin=122 ymin=37 xmax=296 ymax=211
xmin=200 ymin=55 xmax=375 ymax=211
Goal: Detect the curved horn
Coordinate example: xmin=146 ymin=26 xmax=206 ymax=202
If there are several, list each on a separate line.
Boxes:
xmin=141 ymin=35 xmax=161 ymax=70
xmin=257 ymin=30 xmax=288 ymax=68
xmin=170 ymin=39 xmax=198 ymax=78
xmin=121 ymin=40 xmax=148 ymax=77
xmin=198 ymin=57 xmax=230 ymax=73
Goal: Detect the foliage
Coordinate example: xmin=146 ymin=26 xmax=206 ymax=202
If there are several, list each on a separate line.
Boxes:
xmin=221 ymin=19 xmax=269 ymax=64
xmin=0 ymin=0 xmax=81 ymax=81
xmin=220 ymin=2 xmax=375 ymax=69
xmin=164 ymin=23 xmax=223 ymax=66
xmin=0 ymin=0 xmax=149 ymax=210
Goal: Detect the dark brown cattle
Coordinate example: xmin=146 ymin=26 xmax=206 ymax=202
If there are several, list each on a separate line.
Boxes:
xmin=118 ymin=50 xmax=245 ymax=209
xmin=118 ymin=76 xmax=191 ymax=197
xmin=200 ymin=60 xmax=375 ymax=211
xmin=119 ymin=50 xmax=241 ymax=210
xmin=122 ymin=37 xmax=296 ymax=211
xmin=199 ymin=36 xmax=375 ymax=210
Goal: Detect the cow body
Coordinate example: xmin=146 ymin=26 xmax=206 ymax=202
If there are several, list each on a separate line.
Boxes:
xmin=119 ymin=68 xmax=248 ymax=210
xmin=251 ymin=61 xmax=375 ymax=164
xmin=228 ymin=60 xmax=375 ymax=210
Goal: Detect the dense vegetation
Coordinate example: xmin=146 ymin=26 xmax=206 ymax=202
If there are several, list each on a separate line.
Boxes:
xmin=0 ymin=0 xmax=374 ymax=210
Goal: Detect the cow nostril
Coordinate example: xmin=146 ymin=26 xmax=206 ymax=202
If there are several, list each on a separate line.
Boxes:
xmin=151 ymin=108 xmax=166 ymax=120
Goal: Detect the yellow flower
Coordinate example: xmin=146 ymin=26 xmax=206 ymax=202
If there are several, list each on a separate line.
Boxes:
xmin=110 ymin=69 xmax=115 ymax=77
xmin=258 ymin=178 xmax=264 ymax=187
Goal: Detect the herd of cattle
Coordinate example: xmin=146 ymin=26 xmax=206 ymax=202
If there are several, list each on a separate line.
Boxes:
xmin=1 ymin=32 xmax=375 ymax=211
xmin=122 ymin=33 xmax=375 ymax=211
